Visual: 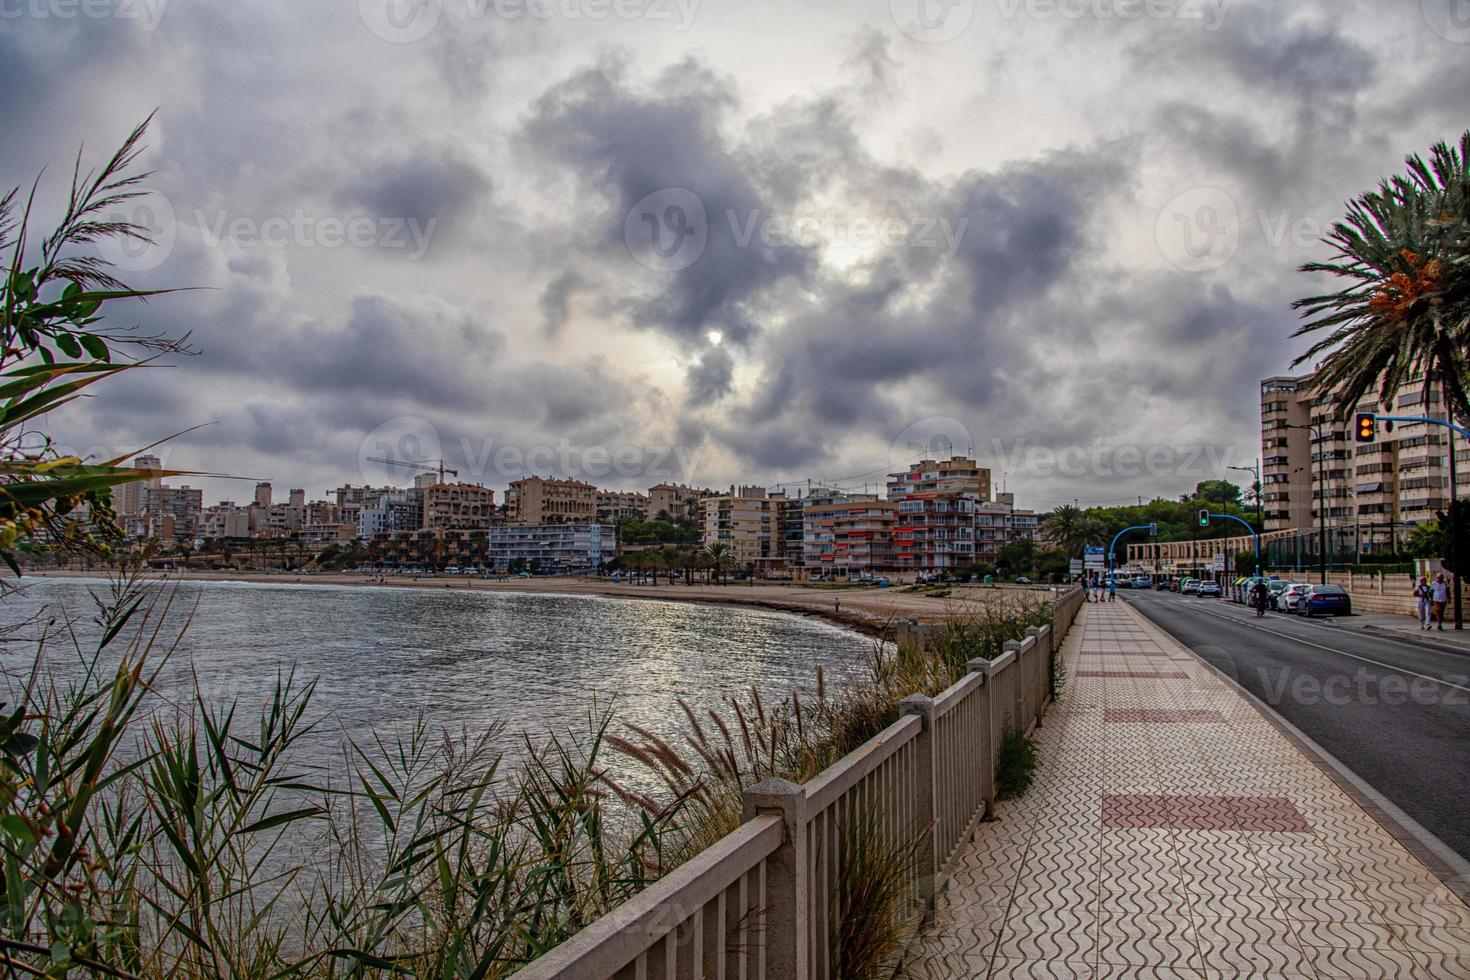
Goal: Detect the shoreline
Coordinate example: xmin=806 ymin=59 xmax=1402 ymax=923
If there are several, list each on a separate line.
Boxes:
xmin=19 ymin=569 xmax=1054 ymax=638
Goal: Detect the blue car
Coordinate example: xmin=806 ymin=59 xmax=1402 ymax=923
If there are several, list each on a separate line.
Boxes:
xmin=1297 ymin=584 xmax=1352 ymax=617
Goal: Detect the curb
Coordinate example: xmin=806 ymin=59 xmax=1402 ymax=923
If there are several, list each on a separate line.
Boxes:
xmin=1359 ymin=622 xmax=1470 ymax=656
xmin=1123 ymin=603 xmax=1470 ymax=910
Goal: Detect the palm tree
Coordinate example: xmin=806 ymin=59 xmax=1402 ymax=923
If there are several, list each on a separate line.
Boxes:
xmin=1040 ymin=505 xmax=1084 ymax=551
xmin=701 ymin=543 xmax=735 ymax=585
xmin=1292 ymin=131 xmax=1470 ymax=421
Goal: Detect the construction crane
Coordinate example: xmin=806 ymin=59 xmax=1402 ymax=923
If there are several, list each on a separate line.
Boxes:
xmin=365 ymin=456 xmax=459 ymax=484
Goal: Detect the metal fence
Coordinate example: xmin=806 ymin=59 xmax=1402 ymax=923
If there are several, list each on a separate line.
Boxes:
xmin=518 ymin=587 xmax=1086 ymax=980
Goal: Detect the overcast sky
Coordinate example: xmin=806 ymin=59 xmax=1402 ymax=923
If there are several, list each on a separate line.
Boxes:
xmin=4 ymin=0 xmax=1468 ymax=510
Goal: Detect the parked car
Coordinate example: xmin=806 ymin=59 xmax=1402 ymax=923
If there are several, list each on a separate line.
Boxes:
xmin=1277 ymin=583 xmax=1311 ymax=612
xmin=1133 ymin=575 xmax=1152 ymax=589
xmin=1155 ymin=579 xmax=1173 ymax=591
xmin=1298 ymin=584 xmax=1352 ymax=617
xmin=1267 ymin=580 xmax=1292 ymax=609
xmin=1180 ymin=579 xmax=1201 ymax=595
xmin=1015 ymin=576 xmax=1032 ymax=584
xmin=1197 ymin=580 xmax=1222 ymax=598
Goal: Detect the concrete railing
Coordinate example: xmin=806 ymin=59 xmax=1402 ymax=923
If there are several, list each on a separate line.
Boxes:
xmin=518 ymin=588 xmax=1086 ymax=980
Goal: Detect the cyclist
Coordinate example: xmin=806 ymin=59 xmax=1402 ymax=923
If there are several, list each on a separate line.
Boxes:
xmin=1249 ymin=578 xmax=1270 ymax=618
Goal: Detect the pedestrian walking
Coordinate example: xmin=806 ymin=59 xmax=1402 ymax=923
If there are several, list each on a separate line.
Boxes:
xmin=834 ymin=597 xmax=841 ymax=615
xmin=1414 ymin=575 xmax=1432 ymax=630
xmin=1431 ymin=572 xmax=1450 ymax=630
xmin=1107 ymin=576 xmax=1117 ymax=602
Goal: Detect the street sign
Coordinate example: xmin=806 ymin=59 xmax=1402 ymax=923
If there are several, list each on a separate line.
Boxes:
xmin=1212 ymin=553 xmax=1226 ymax=572
xmin=1069 ymin=559 xmax=1084 ymax=575
xmin=1083 ymin=546 xmax=1105 ymax=570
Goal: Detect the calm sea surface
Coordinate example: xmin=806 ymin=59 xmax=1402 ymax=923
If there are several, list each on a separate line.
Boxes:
xmin=0 ymin=577 xmax=873 ymax=776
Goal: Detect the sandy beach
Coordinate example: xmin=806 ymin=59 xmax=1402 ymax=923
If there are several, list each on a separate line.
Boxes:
xmin=21 ymin=569 xmax=1058 ymax=636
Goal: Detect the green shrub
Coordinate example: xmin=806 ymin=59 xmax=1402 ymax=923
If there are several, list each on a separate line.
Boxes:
xmin=996 ymin=729 xmax=1038 ymax=800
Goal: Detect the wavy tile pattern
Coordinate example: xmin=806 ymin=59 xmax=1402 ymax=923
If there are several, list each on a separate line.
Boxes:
xmin=902 ymin=602 xmax=1470 ymax=979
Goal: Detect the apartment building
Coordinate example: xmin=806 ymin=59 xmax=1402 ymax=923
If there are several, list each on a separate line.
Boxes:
xmin=132 ymin=484 xmax=204 ymax=542
xmin=203 ymin=503 xmax=251 ymax=539
xmin=1261 ymin=372 xmax=1470 ymax=550
xmin=647 ymin=483 xmax=706 ymax=523
xmin=885 ymin=456 xmax=992 ymax=500
xmin=701 ymin=487 xmax=776 ymax=568
xmin=802 ymin=496 xmax=896 ymax=577
xmin=489 ymin=523 xmax=611 ymax=573
xmin=357 ymin=491 xmax=423 ymax=537
xmin=507 ymin=476 xmax=598 ymax=525
xmin=886 ymin=456 xmax=997 ymax=574
xmin=596 ymin=491 xmax=649 ymax=525
xmin=422 ymin=482 xmax=497 ymax=530
xmin=119 ymin=454 xmax=162 ymax=516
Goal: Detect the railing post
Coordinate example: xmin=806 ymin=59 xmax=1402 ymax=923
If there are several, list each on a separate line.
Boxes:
xmin=968 ymin=658 xmax=997 ymax=814
xmin=1026 ymin=626 xmax=1047 ymax=726
xmin=900 ymin=694 xmax=938 ymax=922
xmin=742 ymin=779 xmax=809 ymax=980
xmin=1003 ymin=640 xmax=1022 ymax=735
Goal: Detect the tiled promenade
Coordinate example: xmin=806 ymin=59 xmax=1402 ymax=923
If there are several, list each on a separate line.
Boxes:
xmin=905 ymin=601 xmax=1470 ymax=979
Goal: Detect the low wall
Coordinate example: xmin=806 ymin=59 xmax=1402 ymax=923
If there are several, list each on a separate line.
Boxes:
xmin=517 ymin=588 xmax=1087 ymax=980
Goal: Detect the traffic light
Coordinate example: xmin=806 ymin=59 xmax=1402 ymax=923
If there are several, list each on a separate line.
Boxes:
xmin=1355 ymin=412 xmax=1377 ymax=443
xmin=1198 ymin=509 xmax=1209 ymax=527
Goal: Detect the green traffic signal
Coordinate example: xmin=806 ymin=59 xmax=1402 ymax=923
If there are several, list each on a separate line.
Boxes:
xmin=1198 ymin=509 xmax=1209 ymax=527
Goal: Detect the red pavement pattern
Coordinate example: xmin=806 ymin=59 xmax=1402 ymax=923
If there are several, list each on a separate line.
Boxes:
xmin=902 ymin=601 xmax=1470 ymax=979
xmin=1102 ymin=709 xmax=1228 ymax=724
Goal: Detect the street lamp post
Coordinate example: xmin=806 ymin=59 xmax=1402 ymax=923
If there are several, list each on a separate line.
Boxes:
xmin=1228 ymin=460 xmax=1263 ymax=533
xmin=1286 ymin=422 xmax=1329 ymax=585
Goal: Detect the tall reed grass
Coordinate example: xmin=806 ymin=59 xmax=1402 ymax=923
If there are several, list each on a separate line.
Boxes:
xmin=1 ymin=577 xmax=1052 ymax=977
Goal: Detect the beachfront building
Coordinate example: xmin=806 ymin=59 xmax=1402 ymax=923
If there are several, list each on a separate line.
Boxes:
xmin=886 ymin=456 xmax=995 ymax=575
xmin=886 ymin=456 xmax=992 ymax=500
xmin=596 ymin=490 xmax=649 ymax=525
xmin=507 ymin=476 xmax=598 ymax=525
xmin=489 ymin=522 xmax=611 ymax=573
xmin=203 ymin=502 xmax=251 ymax=539
xmin=422 ymin=482 xmax=497 ymax=530
xmin=701 ymin=487 xmax=776 ymax=569
xmin=357 ymin=490 xmax=423 ymax=538
xmin=802 ymin=495 xmax=897 ymax=578
xmin=647 ymin=483 xmax=707 ymax=523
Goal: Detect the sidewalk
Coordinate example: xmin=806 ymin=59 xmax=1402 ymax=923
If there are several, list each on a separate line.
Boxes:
xmin=1342 ymin=607 xmax=1470 ymax=652
xmin=903 ymin=601 xmax=1470 ymax=979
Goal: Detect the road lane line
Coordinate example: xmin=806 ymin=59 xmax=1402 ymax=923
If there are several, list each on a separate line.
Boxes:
xmin=1135 ymin=596 xmax=1470 ymax=696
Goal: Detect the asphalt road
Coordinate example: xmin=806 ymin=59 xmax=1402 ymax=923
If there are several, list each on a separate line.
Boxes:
xmin=1124 ymin=589 xmax=1470 ymax=864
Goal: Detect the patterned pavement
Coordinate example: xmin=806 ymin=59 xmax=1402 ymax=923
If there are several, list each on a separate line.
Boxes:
xmin=904 ymin=601 xmax=1470 ymax=979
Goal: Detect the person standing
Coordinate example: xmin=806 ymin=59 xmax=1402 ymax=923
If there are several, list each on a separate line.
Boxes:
xmin=1431 ymin=572 xmax=1450 ymax=630
xmin=1107 ymin=575 xmax=1117 ymax=602
xmin=1414 ymin=575 xmax=1432 ymax=630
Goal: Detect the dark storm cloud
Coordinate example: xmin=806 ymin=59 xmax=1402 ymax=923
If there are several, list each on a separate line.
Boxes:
xmin=538 ymin=270 xmax=589 ymax=339
xmin=1197 ymin=5 xmax=1376 ymax=100
xmin=334 ymin=150 xmax=492 ymax=229
xmin=685 ymin=345 xmax=735 ymax=402
xmin=521 ymin=55 xmax=817 ymax=350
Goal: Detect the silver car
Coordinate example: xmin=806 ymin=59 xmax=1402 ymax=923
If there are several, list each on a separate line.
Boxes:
xmin=1277 ymin=583 xmax=1311 ymax=612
